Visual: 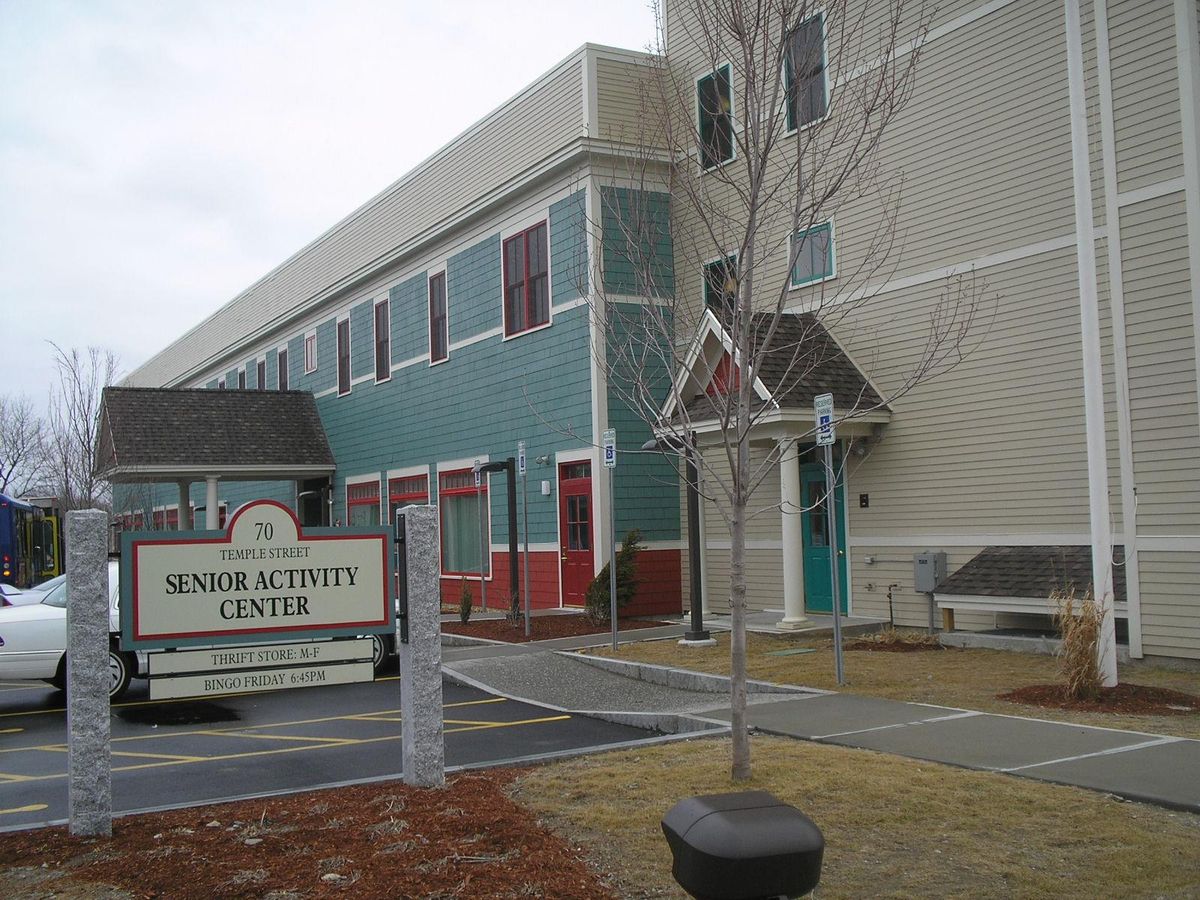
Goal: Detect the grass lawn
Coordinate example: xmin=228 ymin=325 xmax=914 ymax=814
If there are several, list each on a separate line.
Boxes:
xmin=584 ymin=630 xmax=1200 ymax=739
xmin=513 ymin=735 xmax=1200 ymax=899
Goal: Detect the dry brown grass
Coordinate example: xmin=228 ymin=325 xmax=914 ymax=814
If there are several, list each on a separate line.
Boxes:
xmin=1054 ymin=589 xmax=1103 ymax=700
xmin=584 ymin=630 xmax=1200 ymax=739
xmin=512 ymin=736 xmax=1200 ymax=899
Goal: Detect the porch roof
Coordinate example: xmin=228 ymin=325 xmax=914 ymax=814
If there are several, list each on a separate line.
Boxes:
xmin=936 ymin=545 xmax=1127 ymax=603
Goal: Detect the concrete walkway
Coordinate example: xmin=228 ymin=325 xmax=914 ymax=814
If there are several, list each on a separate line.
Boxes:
xmin=440 ymin=631 xmax=1200 ymax=814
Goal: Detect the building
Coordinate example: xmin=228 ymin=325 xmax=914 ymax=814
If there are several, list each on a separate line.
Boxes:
xmin=117 ymin=0 xmax=1200 ymax=662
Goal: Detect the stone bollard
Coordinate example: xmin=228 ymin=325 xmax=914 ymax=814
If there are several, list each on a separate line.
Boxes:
xmin=398 ymin=505 xmax=445 ymax=787
xmin=66 ymin=509 xmax=113 ymax=836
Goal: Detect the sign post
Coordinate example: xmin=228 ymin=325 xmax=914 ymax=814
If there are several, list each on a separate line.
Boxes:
xmin=474 ymin=459 xmax=486 ymax=611
xmin=815 ymin=393 xmax=845 ymax=686
xmin=603 ymin=428 xmax=618 ymax=651
xmin=518 ymin=441 xmax=531 ymax=637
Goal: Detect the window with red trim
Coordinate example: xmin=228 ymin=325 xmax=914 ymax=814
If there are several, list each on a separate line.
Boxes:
xmin=388 ymin=474 xmax=429 ymax=522
xmin=502 ymin=222 xmax=549 ymax=336
xmin=346 ymin=480 xmax=380 ymax=526
xmin=706 ymin=353 xmax=741 ymax=398
xmin=439 ymin=468 xmax=489 ymax=575
xmin=429 ymin=272 xmax=448 ymax=363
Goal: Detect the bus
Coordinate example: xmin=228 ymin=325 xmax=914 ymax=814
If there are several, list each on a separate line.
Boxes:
xmin=0 ymin=492 xmax=60 ymax=588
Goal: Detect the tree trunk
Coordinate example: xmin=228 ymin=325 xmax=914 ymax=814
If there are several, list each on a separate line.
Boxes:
xmin=729 ymin=486 xmax=750 ymax=780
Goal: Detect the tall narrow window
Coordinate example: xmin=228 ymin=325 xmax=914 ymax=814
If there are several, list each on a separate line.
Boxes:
xmin=785 ymin=14 xmax=827 ymax=130
xmin=429 ymin=272 xmax=448 ymax=363
xmin=346 ymin=480 xmax=380 ymax=526
xmin=374 ymin=298 xmax=390 ymax=382
xmin=388 ymin=473 xmax=429 ymax=522
xmin=703 ymin=255 xmax=738 ymax=320
xmin=337 ymin=318 xmax=351 ymax=396
xmin=277 ymin=347 xmax=289 ymax=390
xmin=238 ymin=368 xmax=246 ymax=389
xmin=217 ymin=378 xmax=226 ymax=390
xmin=697 ymin=64 xmax=733 ymax=169
xmin=790 ymin=222 xmax=836 ymax=287
xmin=439 ymin=469 xmax=490 ymax=575
xmin=256 ymin=358 xmax=266 ymax=391
xmin=304 ymin=332 xmax=317 ymax=373
xmin=502 ymin=223 xmax=549 ymax=336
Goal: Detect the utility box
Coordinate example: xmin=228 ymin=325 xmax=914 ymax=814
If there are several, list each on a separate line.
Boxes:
xmin=913 ymin=551 xmax=947 ymax=593
xmin=661 ymin=791 xmax=824 ymax=899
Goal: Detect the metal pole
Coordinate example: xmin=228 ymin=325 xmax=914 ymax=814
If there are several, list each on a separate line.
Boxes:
xmin=522 ymin=465 xmax=531 ymax=637
xmin=610 ymin=468 xmax=618 ymax=651
xmin=505 ymin=458 xmax=518 ymax=622
xmin=825 ymin=443 xmax=845 ymax=685
xmin=477 ymin=477 xmax=487 ymax=611
xmin=684 ymin=442 xmax=709 ymax=641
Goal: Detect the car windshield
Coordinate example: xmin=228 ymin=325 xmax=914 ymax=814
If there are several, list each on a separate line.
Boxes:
xmin=42 ymin=582 xmax=67 ymax=609
xmin=31 ymin=574 xmax=66 ymax=594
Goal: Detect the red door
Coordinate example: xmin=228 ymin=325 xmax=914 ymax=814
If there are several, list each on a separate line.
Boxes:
xmin=559 ymin=462 xmax=593 ymax=607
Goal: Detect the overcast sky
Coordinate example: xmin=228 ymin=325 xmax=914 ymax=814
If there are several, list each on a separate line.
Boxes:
xmin=0 ymin=0 xmax=656 ymax=407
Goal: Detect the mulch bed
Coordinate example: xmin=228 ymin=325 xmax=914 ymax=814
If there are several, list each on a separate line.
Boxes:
xmin=0 ymin=771 xmax=614 ymax=899
xmin=443 ymin=615 xmax=668 ymax=644
xmin=999 ymin=682 xmax=1200 ymax=715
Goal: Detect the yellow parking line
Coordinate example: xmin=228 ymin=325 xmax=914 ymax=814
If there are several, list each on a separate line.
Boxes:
xmin=111 ymin=750 xmax=205 ymax=762
xmin=0 ymin=772 xmax=37 ymax=783
xmin=445 ymin=714 xmax=571 ymax=732
xmin=0 ymin=803 xmax=47 ymax=815
xmin=204 ymin=731 xmax=356 ymax=745
xmin=346 ymin=714 xmax=402 ymax=722
xmin=0 ymin=727 xmax=23 ymax=735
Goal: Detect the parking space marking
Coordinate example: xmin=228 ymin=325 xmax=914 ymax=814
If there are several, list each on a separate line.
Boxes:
xmin=0 ymin=803 xmax=47 ymax=815
xmin=0 ymin=772 xmax=36 ymax=783
xmin=206 ymin=731 xmax=358 ymax=745
xmin=110 ymin=750 xmax=207 ymax=762
xmin=0 ymin=727 xmax=22 ymax=734
xmin=445 ymin=715 xmax=571 ymax=732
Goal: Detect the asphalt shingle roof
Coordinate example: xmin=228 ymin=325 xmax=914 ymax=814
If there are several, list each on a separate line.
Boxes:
xmin=99 ymin=387 xmax=335 ymax=474
xmin=936 ymin=545 xmax=1127 ymax=602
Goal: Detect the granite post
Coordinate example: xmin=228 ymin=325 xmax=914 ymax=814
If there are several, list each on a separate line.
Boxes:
xmin=66 ymin=509 xmax=112 ymax=836
xmin=399 ymin=505 xmax=445 ymax=787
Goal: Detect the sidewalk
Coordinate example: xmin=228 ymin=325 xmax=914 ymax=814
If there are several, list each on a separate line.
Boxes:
xmin=440 ymin=630 xmax=1200 ymax=814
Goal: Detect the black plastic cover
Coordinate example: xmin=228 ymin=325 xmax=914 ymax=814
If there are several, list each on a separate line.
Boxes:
xmin=661 ymin=790 xmax=824 ymax=900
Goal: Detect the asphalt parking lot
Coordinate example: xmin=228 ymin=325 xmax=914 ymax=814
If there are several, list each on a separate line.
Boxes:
xmin=0 ymin=670 xmax=659 ymax=831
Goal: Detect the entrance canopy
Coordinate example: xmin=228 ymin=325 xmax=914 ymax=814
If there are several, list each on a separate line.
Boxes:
xmin=97 ymin=387 xmax=335 ymax=484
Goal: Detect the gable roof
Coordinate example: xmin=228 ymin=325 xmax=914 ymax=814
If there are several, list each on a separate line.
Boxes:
xmin=936 ymin=545 xmax=1127 ymax=602
xmin=98 ymin=388 xmax=335 ymax=482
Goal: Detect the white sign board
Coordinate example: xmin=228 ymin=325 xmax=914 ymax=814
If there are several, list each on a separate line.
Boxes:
xmin=603 ymin=428 xmax=617 ymax=468
xmin=147 ymin=638 xmax=372 ymax=675
xmin=120 ymin=500 xmax=392 ymax=650
xmin=149 ymin=659 xmax=375 ymax=701
xmin=518 ymin=440 xmax=527 ymax=476
xmin=815 ymin=393 xmax=835 ymax=446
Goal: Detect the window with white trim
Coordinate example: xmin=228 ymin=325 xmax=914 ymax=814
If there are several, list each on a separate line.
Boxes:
xmin=439 ymin=469 xmax=489 ymax=575
xmin=217 ymin=377 xmax=226 ymax=390
xmin=785 ymin=14 xmax=827 ymax=131
xmin=237 ymin=368 xmax=246 ymax=389
xmin=336 ymin=318 xmax=351 ymax=396
xmin=790 ymin=223 xmax=835 ymax=287
xmin=697 ymin=64 xmax=733 ymax=169
xmin=256 ymin=358 xmax=266 ymax=391
xmin=277 ymin=347 xmax=289 ymax=390
xmin=429 ymin=272 xmax=448 ymax=363
xmin=502 ymin=222 xmax=549 ymax=336
xmin=304 ymin=331 xmax=317 ymax=373
xmin=374 ymin=298 xmax=390 ymax=382
xmin=703 ymin=255 xmax=738 ymax=320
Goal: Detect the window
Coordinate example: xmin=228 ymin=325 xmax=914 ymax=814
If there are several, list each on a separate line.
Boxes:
xmin=217 ymin=377 xmax=226 ymax=390
xmin=706 ymin=353 xmax=741 ymax=398
xmin=277 ymin=347 xmax=288 ymax=390
xmin=703 ymin=255 xmax=738 ymax=320
xmin=439 ymin=468 xmax=489 ymax=575
xmin=388 ymin=473 xmax=429 ymax=522
xmin=237 ymin=368 xmax=246 ymax=389
xmin=697 ymin=64 xmax=733 ymax=169
xmin=337 ymin=318 xmax=351 ymax=395
xmin=374 ymin=299 xmax=390 ymax=382
xmin=346 ymin=480 xmax=380 ymax=526
xmin=256 ymin=358 xmax=266 ymax=391
xmin=304 ymin=331 xmax=317 ymax=373
xmin=790 ymin=223 xmax=835 ymax=287
xmin=429 ymin=272 xmax=448 ymax=363
xmin=502 ymin=222 xmax=549 ymax=336
xmin=785 ymin=14 xmax=827 ymax=130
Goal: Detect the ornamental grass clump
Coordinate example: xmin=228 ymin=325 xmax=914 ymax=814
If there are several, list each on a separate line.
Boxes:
xmin=1053 ymin=587 xmax=1103 ymax=701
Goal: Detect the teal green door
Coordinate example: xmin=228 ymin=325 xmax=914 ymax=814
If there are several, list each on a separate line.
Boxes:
xmin=800 ymin=463 xmax=848 ymax=614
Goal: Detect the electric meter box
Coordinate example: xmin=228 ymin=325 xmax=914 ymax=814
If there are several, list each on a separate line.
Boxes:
xmin=913 ymin=552 xmax=947 ymax=593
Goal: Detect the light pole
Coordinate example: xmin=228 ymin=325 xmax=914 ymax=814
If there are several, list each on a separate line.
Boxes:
xmin=643 ymin=433 xmax=713 ymax=645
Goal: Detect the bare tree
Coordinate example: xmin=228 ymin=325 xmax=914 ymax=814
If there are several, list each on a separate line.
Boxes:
xmin=587 ymin=0 xmax=987 ymax=779
xmin=48 ymin=343 xmax=120 ymax=512
xmin=0 ymin=394 xmax=48 ymax=496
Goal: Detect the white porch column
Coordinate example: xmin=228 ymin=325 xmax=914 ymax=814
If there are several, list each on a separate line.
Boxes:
xmin=205 ymin=476 xmax=219 ymax=530
xmin=176 ymin=481 xmax=191 ymax=531
xmin=777 ymin=439 xmax=809 ymax=629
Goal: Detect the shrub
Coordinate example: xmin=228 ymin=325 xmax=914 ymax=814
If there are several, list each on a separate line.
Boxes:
xmin=585 ymin=529 xmax=643 ymax=622
xmin=459 ymin=577 xmax=473 ymax=624
xmin=1053 ymin=588 xmax=1103 ymax=701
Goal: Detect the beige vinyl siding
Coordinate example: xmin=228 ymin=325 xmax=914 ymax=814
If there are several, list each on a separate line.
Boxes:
xmin=129 ymin=53 xmax=587 ymax=389
xmin=703 ymin=548 xmax=786 ymax=613
xmin=594 ymin=53 xmax=659 ymax=144
xmin=851 ymin=548 xmax=993 ymax=630
xmin=1109 ymin=0 xmax=1184 ymax=194
xmin=1121 ymin=191 xmax=1200 ymax=534
xmin=1138 ymin=551 xmax=1200 ymax=660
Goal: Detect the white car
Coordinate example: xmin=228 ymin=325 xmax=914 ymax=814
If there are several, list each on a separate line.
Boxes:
xmin=0 ymin=560 xmax=137 ymax=700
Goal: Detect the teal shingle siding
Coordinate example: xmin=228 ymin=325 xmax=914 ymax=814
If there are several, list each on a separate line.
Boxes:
xmin=391 ymin=273 xmax=427 ymax=363
xmin=601 ymin=187 xmax=674 ymax=298
xmin=551 ymin=190 xmax=587 ymax=302
xmin=350 ymin=300 xmax=373 ymax=381
xmin=448 ymin=235 xmax=500 ymax=344
xmin=264 ymin=351 xmax=278 ymax=391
